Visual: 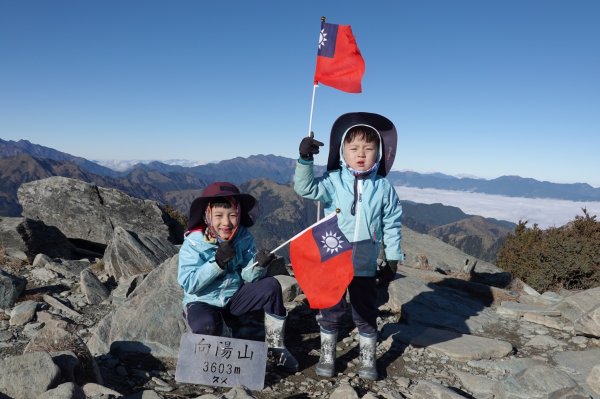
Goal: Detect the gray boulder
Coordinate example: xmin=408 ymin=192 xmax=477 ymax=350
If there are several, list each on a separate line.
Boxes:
xmin=103 ymin=226 xmax=178 ymax=279
xmin=32 ymin=253 xmax=53 ymax=268
xmin=328 ymin=383 xmax=359 ymax=399
xmin=386 ymin=274 xmax=500 ymax=334
xmin=0 ymin=216 xmax=74 ymax=260
xmin=552 ymin=349 xmax=600 ymax=397
xmin=554 ymin=287 xmax=600 ymax=322
xmin=0 ymin=351 xmax=61 ymax=399
xmin=46 ymin=259 xmax=91 ymax=279
xmin=587 ymin=364 xmax=600 ymax=396
xmin=37 ymin=382 xmax=85 ymax=399
xmin=86 ymin=255 xmax=186 ymax=358
xmin=17 ymin=176 xmax=179 ymax=245
xmin=24 ymin=325 xmax=102 ymax=385
xmin=110 ymin=274 xmax=146 ymax=305
xmin=81 ymin=383 xmax=123 ymax=398
xmin=10 ymin=300 xmax=38 ymax=326
xmin=273 ymin=275 xmax=300 ymax=303
xmin=80 ymin=268 xmax=109 ymax=305
xmin=410 ymin=380 xmax=467 ymax=399
xmin=402 ymin=227 xmax=503 ymax=275
xmin=382 ymin=324 xmax=513 ymax=361
xmin=0 ymin=267 xmax=26 ymax=308
xmin=492 ymin=364 xmax=588 ymax=399
xmin=574 ymin=303 xmax=600 ymax=338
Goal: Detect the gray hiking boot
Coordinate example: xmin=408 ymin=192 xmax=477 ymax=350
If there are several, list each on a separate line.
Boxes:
xmin=316 ymin=328 xmax=338 ymax=378
xmin=358 ymin=332 xmax=378 ymax=380
xmin=265 ymin=312 xmax=299 ymax=372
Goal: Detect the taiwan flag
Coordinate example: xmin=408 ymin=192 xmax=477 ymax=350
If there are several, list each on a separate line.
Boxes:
xmin=314 ymin=21 xmax=365 ymax=93
xmin=290 ymin=212 xmax=354 ymax=309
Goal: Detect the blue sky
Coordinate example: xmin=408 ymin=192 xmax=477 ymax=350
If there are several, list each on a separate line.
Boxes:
xmin=1 ymin=1 xmax=599 ymax=186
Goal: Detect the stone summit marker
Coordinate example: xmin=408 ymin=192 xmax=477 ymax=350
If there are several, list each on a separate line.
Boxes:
xmin=175 ymin=332 xmax=268 ymax=391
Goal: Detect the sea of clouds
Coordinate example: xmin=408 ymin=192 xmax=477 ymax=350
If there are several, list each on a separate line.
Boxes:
xmin=395 ymin=186 xmax=600 ymax=229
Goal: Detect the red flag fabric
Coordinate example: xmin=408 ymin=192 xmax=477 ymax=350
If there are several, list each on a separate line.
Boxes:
xmin=314 ymin=21 xmax=365 ymax=93
xmin=290 ymin=213 xmax=354 ymax=309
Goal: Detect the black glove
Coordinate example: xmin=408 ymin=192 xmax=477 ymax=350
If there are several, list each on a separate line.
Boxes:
xmin=299 ymin=132 xmax=324 ymax=161
xmin=376 ymin=260 xmax=398 ymax=286
xmin=255 ymin=249 xmax=275 ymax=268
xmin=215 ymin=241 xmax=236 ymax=269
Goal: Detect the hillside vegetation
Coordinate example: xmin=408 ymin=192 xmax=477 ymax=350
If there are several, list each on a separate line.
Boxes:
xmin=497 ymin=209 xmax=600 ymax=292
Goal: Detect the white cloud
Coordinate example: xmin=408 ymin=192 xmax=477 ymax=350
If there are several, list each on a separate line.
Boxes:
xmin=395 ymin=186 xmax=600 ymax=229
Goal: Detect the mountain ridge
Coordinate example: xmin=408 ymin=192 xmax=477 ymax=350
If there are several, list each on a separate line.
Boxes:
xmin=0 ymin=154 xmax=513 ymax=262
xmin=2 ymin=138 xmax=599 ymax=200
xmin=0 ymin=138 xmax=120 ymax=177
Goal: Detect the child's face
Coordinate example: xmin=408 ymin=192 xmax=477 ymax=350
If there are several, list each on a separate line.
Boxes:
xmin=343 ymin=135 xmax=378 ymax=172
xmin=210 ymin=205 xmax=239 ymax=240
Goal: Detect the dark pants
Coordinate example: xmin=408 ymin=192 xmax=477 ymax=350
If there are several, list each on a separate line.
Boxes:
xmin=317 ymin=276 xmax=378 ymax=335
xmin=185 ymin=277 xmax=285 ymax=335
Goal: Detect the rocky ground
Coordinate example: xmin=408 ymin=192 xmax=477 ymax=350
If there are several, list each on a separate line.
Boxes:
xmin=2 ymin=247 xmax=600 ymax=399
xmin=2 ymin=177 xmax=600 ymax=399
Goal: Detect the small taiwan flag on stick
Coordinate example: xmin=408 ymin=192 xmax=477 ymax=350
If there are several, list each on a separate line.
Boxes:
xmin=290 ymin=211 xmax=354 ymax=309
xmin=313 ymin=19 xmax=365 ymax=93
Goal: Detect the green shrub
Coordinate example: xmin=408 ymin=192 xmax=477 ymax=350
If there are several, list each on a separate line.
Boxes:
xmin=496 ymin=209 xmax=600 ymax=292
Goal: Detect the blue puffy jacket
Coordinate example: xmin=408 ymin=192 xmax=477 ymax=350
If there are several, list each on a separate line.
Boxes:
xmin=177 ymin=226 xmax=267 ymax=307
xmin=294 ymin=160 xmax=403 ymax=277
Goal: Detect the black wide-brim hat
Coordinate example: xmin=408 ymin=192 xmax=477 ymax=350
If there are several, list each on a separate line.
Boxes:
xmin=188 ymin=182 xmax=258 ymax=230
xmin=327 ymin=112 xmax=397 ymax=177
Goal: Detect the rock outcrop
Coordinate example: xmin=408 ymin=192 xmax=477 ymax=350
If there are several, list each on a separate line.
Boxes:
xmin=86 ymin=255 xmax=186 ymax=358
xmin=17 ymin=176 xmax=178 ymax=245
xmin=0 ymin=352 xmax=61 ymax=399
xmin=102 ymin=226 xmax=178 ymax=280
xmin=0 ymin=216 xmax=74 ymax=260
xmin=0 ymin=267 xmax=26 ymax=308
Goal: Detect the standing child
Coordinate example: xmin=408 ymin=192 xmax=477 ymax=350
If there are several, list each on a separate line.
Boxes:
xmin=294 ymin=112 xmax=403 ymax=380
xmin=177 ymin=182 xmax=299 ymax=372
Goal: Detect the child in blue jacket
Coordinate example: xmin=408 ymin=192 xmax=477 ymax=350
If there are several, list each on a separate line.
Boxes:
xmin=177 ymin=181 xmax=298 ymax=372
xmin=294 ymin=112 xmax=403 ymax=380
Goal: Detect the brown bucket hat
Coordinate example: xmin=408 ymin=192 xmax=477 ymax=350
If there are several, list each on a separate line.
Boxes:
xmin=187 ymin=182 xmax=258 ymax=230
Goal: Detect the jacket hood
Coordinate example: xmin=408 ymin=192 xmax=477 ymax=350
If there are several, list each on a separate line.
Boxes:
xmin=327 ymin=112 xmax=397 ymax=177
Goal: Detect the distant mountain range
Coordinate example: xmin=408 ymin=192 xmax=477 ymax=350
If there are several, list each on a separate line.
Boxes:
xmin=386 ymin=171 xmax=600 ymax=202
xmin=94 ymin=159 xmax=205 ymax=171
xmin=3 ymin=138 xmax=599 ymax=201
xmin=0 ymin=139 xmax=120 ymax=177
xmin=1 ymin=137 xmax=585 ymax=262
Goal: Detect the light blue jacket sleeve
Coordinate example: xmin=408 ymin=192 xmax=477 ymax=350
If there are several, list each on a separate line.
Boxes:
xmin=177 ymin=237 xmax=225 ymax=295
xmin=294 ymin=159 xmax=332 ymax=203
xmin=382 ymin=184 xmax=404 ymax=262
